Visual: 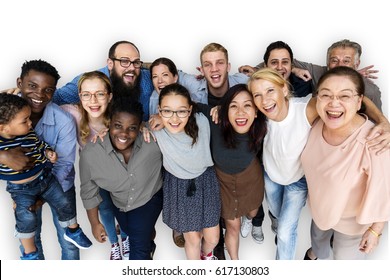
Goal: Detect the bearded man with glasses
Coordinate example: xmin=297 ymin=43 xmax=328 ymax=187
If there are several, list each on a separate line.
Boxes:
xmin=52 ymin=41 xmax=153 ymax=121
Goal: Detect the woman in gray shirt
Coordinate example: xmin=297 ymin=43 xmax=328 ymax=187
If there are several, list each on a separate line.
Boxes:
xmin=79 ymin=97 xmax=163 ymax=260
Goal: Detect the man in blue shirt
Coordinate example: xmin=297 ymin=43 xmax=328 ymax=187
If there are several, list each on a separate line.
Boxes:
xmin=0 ymin=59 xmax=82 ymax=259
xmin=53 ymin=41 xmax=153 ymax=121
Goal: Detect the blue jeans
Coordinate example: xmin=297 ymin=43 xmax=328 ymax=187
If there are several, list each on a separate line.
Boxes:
xmin=19 ymin=187 xmax=80 ymax=260
xmin=114 ymin=188 xmax=163 ymax=260
xmin=7 ymin=169 xmax=76 ymax=238
xmin=264 ymin=171 xmax=307 ymax=260
xmin=99 ymin=188 xmax=127 ymax=244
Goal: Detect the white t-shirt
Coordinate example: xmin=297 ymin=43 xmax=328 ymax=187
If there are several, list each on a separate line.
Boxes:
xmin=263 ymin=95 xmax=312 ymax=185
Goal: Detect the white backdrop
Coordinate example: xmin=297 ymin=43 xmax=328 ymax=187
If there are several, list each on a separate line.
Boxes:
xmin=0 ymin=0 xmax=389 ymax=263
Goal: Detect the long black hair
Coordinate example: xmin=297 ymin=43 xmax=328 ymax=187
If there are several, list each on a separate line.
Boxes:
xmin=219 ymin=84 xmax=267 ymax=151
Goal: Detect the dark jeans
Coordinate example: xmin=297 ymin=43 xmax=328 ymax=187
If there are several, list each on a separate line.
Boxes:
xmin=252 ymin=203 xmax=265 ymax=227
xmin=114 ymin=188 xmax=163 ymax=260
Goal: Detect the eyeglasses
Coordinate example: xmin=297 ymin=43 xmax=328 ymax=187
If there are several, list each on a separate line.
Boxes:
xmin=317 ymin=93 xmax=360 ymax=103
xmin=79 ymin=91 xmax=107 ymax=101
xmin=159 ymin=109 xmax=191 ymax=118
xmin=110 ymin=58 xmax=143 ymax=68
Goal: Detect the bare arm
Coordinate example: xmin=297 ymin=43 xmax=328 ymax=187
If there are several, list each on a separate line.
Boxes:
xmin=86 ymin=207 xmax=107 ymax=243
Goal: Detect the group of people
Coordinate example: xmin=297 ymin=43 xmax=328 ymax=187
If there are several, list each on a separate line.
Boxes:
xmin=0 ymin=38 xmax=389 ymax=260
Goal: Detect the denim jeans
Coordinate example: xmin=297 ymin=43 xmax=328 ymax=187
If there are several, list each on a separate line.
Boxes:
xmin=114 ymin=188 xmax=163 ymax=260
xmin=7 ymin=169 xmax=76 ymax=238
xmin=264 ymin=171 xmax=307 ymax=260
xmin=99 ymin=188 xmax=127 ymax=244
xmin=19 ymin=187 xmax=80 ymax=260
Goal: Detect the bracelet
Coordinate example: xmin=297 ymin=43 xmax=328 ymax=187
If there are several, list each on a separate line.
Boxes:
xmin=368 ymin=227 xmax=382 ymax=238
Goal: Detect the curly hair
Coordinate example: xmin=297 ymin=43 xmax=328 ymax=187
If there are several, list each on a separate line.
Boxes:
xmin=20 ymin=59 xmax=60 ymax=84
xmin=109 ymin=96 xmax=144 ymax=125
xmin=0 ymin=93 xmax=29 ymax=125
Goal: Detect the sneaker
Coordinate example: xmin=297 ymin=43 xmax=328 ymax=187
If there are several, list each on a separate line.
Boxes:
xmin=20 ymin=251 xmax=39 ymax=260
xmin=63 ymin=227 xmax=92 ymax=249
xmin=121 ymin=236 xmax=130 ymax=260
xmin=240 ymin=215 xmax=252 ymax=238
xmin=201 ymin=251 xmax=218 ymax=260
xmin=110 ymin=242 xmax=122 ymax=260
xmin=252 ymin=226 xmax=264 ymax=244
xmin=269 ymin=211 xmax=278 ymax=234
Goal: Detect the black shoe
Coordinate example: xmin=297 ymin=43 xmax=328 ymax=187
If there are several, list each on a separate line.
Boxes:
xmin=150 ymin=241 xmax=156 ymax=260
xmin=213 ymin=244 xmax=226 ymax=260
xmin=330 ymin=234 xmax=334 ymax=248
xmin=304 ymin=249 xmax=317 ymax=260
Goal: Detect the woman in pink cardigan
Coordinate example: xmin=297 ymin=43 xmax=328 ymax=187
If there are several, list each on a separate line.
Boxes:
xmin=301 ymin=66 xmax=390 ymax=260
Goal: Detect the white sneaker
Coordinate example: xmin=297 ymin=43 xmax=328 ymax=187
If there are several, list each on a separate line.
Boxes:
xmin=110 ymin=242 xmax=122 ymax=260
xmin=240 ymin=215 xmax=253 ymax=238
xmin=252 ymin=226 xmax=264 ymax=244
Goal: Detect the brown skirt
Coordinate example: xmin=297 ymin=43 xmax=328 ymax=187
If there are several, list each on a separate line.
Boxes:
xmin=216 ymin=158 xmax=264 ymax=220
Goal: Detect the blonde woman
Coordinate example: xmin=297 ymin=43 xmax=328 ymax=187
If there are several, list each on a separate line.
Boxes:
xmin=61 ymin=71 xmax=129 ymax=260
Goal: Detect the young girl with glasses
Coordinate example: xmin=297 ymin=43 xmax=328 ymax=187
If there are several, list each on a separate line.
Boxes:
xmin=151 ymin=83 xmax=221 ymax=260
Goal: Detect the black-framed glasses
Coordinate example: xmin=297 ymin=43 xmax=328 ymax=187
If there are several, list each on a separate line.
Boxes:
xmin=110 ymin=57 xmax=143 ymax=68
xmin=79 ymin=91 xmax=108 ymax=101
xmin=159 ymin=109 xmax=191 ymax=118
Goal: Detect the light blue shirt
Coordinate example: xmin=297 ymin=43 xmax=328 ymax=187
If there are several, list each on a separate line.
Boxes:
xmin=34 ymin=102 xmax=77 ymax=192
xmin=149 ymin=90 xmax=159 ymax=115
xmin=178 ymin=71 xmax=249 ymax=104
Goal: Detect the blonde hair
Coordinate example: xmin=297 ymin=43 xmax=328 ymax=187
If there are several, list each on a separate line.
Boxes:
xmin=77 ymin=71 xmax=112 ymax=144
xmin=247 ymin=68 xmax=293 ymax=99
xmin=200 ymin=42 xmax=228 ymax=64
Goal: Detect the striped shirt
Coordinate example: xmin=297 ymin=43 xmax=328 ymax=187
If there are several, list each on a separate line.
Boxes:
xmin=0 ymin=129 xmax=50 ymax=181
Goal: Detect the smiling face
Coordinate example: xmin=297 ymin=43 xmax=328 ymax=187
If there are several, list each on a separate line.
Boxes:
xmin=108 ymin=43 xmax=141 ymax=90
xmin=200 ymin=50 xmax=231 ymax=96
xmin=228 ymin=90 xmax=257 ymax=134
xmin=316 ymin=75 xmax=363 ymax=131
xmin=327 ymin=47 xmax=359 ymax=70
xmin=158 ymin=94 xmax=192 ymax=134
xmin=251 ymin=79 xmax=289 ymax=122
xmin=17 ymin=70 xmax=56 ymax=116
xmin=265 ymin=48 xmax=292 ymax=80
xmin=109 ymin=111 xmax=140 ymax=153
xmin=0 ymin=106 xmax=32 ymax=139
xmin=79 ymin=77 xmax=112 ymax=119
xmin=151 ymin=64 xmax=178 ymax=94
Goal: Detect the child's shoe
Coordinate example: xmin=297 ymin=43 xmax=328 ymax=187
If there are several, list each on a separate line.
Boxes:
xmin=64 ymin=227 xmax=92 ymax=249
xmin=20 ymin=251 xmax=39 ymax=260
xmin=200 ymin=251 xmax=218 ymax=260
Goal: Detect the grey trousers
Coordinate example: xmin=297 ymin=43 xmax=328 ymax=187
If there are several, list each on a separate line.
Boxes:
xmin=310 ymin=220 xmax=366 ymax=260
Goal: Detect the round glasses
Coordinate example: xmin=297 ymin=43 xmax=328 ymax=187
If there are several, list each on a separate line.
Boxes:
xmin=110 ymin=58 xmax=143 ymax=68
xmin=79 ymin=91 xmax=107 ymax=101
xmin=317 ymin=93 xmax=360 ymax=103
xmin=159 ymin=109 xmax=191 ymax=118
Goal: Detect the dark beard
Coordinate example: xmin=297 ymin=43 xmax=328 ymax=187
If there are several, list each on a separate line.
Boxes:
xmin=110 ymin=71 xmax=141 ymax=102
